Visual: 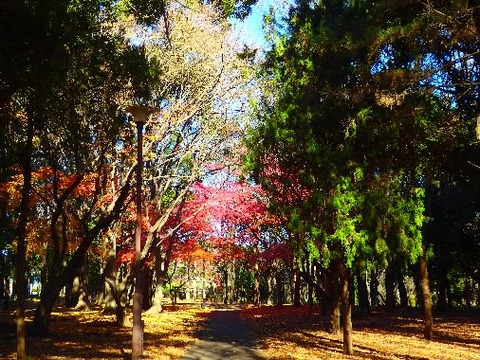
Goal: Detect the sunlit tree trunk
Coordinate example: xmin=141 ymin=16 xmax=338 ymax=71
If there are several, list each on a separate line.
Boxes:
xmin=397 ymin=271 xmax=408 ymax=309
xmin=97 ymin=241 xmax=129 ymax=326
xmin=419 ymin=254 xmax=433 ymax=340
xmin=265 ymin=274 xmax=273 ymax=305
xmin=150 ymin=257 xmax=166 ymax=313
xmin=0 ymin=250 xmax=8 ymax=309
xmin=65 ymin=258 xmax=90 ymax=310
xmin=98 ymin=238 xmax=117 ymax=311
xmin=292 ymin=265 xmax=301 ymax=307
xmin=307 ymin=261 xmax=314 ymax=310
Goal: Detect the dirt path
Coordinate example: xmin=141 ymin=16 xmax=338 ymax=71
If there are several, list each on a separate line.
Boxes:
xmin=181 ymin=306 xmax=264 ymax=360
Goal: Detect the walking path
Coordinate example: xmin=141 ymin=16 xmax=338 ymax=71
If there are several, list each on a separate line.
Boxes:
xmin=181 ymin=306 xmax=264 ymax=360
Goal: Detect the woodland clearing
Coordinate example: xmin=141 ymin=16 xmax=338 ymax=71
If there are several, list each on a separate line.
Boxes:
xmin=0 ymin=302 xmax=479 ymax=359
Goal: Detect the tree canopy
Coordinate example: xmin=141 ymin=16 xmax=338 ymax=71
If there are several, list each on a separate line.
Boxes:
xmin=2 ymin=0 xmax=480 ymax=358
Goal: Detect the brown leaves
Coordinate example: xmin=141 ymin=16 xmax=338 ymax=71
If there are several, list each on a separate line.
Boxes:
xmin=0 ymin=303 xmax=210 ymax=359
xmin=241 ymin=306 xmax=480 ymax=360
xmin=1 ymin=303 xmax=479 ymax=359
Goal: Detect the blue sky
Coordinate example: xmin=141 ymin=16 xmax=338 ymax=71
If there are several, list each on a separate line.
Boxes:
xmin=231 ymin=0 xmax=291 ymax=49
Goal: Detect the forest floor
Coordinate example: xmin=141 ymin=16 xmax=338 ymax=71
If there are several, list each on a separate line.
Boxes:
xmin=0 ymin=300 xmax=479 ymax=359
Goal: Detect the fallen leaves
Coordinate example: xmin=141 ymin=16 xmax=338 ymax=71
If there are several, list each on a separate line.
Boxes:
xmin=242 ymin=305 xmax=480 ymax=360
xmin=0 ymin=302 xmax=210 ymax=360
xmin=1 ymin=303 xmax=479 ymax=359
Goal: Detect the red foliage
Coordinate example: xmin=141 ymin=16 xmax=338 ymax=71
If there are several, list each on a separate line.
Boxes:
xmin=258 ymin=154 xmax=312 ymax=209
xmin=169 ymin=177 xmax=292 ymax=269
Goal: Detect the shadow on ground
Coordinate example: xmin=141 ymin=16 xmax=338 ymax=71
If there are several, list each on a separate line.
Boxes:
xmin=182 ymin=306 xmax=264 ymax=360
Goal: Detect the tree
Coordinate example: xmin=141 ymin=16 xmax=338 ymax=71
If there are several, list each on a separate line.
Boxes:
xmin=0 ymin=0 xmax=259 ymax=357
xmin=245 ymin=0 xmax=462 ymax=352
xmin=110 ymin=1 xmax=258 ymax=313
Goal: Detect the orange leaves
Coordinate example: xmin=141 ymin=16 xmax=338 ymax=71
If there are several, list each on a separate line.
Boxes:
xmin=0 ymin=165 xmax=123 ymax=260
xmin=0 ymin=170 xmax=23 ymax=211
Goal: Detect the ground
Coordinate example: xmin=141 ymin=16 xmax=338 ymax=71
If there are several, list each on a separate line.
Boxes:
xmin=0 ymin=301 xmax=479 ymax=359
xmin=242 ymin=306 xmax=480 ymax=359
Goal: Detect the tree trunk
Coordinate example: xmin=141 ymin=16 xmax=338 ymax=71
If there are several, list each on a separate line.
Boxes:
xmin=16 ymin=108 xmax=34 ymax=360
xmin=437 ymin=272 xmax=448 ymax=311
xmin=142 ymin=268 xmax=152 ymax=310
xmin=419 ymin=255 xmax=433 ymax=340
xmin=228 ymin=263 xmax=235 ymax=304
xmin=31 ymin=273 xmax=65 ymax=335
xmin=150 ymin=258 xmax=166 ymax=313
xmin=266 ymin=275 xmax=273 ymax=305
xmin=31 ymin=170 xmax=133 ymax=334
xmin=97 ymin=240 xmax=117 ymax=311
xmin=338 ymin=260 xmax=353 ymax=355
xmin=397 ymin=271 xmax=408 ymax=309
xmin=370 ymin=269 xmax=379 ymax=307
xmin=293 ymin=265 xmax=301 ymax=307
xmin=330 ymin=298 xmax=341 ymax=334
xmin=97 ymin=232 xmax=128 ymax=326
xmin=32 ymin=241 xmax=93 ymax=334
xmin=356 ymin=268 xmax=370 ymax=313
xmin=223 ymin=266 xmax=229 ymax=304
xmin=385 ymin=262 xmax=396 ymax=311
xmin=307 ymin=280 xmax=314 ymax=308
xmin=465 ymin=276 xmax=471 ymax=309
xmin=74 ymin=259 xmax=90 ymax=310
xmin=64 ymin=258 xmax=90 ymax=310
xmin=275 ymin=271 xmax=284 ymax=307
xmin=0 ymin=250 xmax=8 ymax=309
xmin=253 ymin=263 xmax=261 ymax=306
xmin=328 ymin=269 xmax=341 ymax=334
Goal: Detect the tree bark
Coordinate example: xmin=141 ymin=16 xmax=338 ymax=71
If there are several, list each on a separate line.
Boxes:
xmin=338 ymin=260 xmax=353 ymax=355
xmin=328 ymin=268 xmax=341 ymax=334
xmin=385 ymin=262 xmax=396 ymax=311
xmin=370 ymin=269 xmax=379 ymax=307
xmin=223 ymin=266 xmax=229 ymax=304
xmin=31 ymin=169 xmax=134 ymax=334
xmin=98 ymin=238 xmax=117 ymax=311
xmin=0 ymin=250 xmax=9 ymax=309
xmin=397 ymin=270 xmax=408 ymax=309
xmin=253 ymin=247 xmax=261 ymax=306
xmin=16 ymin=108 xmax=34 ymax=360
xmin=330 ymin=297 xmax=341 ymax=334
xmin=74 ymin=259 xmax=90 ymax=310
xmin=275 ymin=271 xmax=284 ymax=307
xmin=265 ymin=274 xmax=273 ymax=305
xmin=437 ymin=272 xmax=448 ymax=311
xmin=293 ymin=265 xmax=301 ymax=307
xmin=356 ymin=268 xmax=370 ymax=313
xmin=150 ymin=256 xmax=166 ymax=313
xmin=419 ymin=255 xmax=433 ymax=340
